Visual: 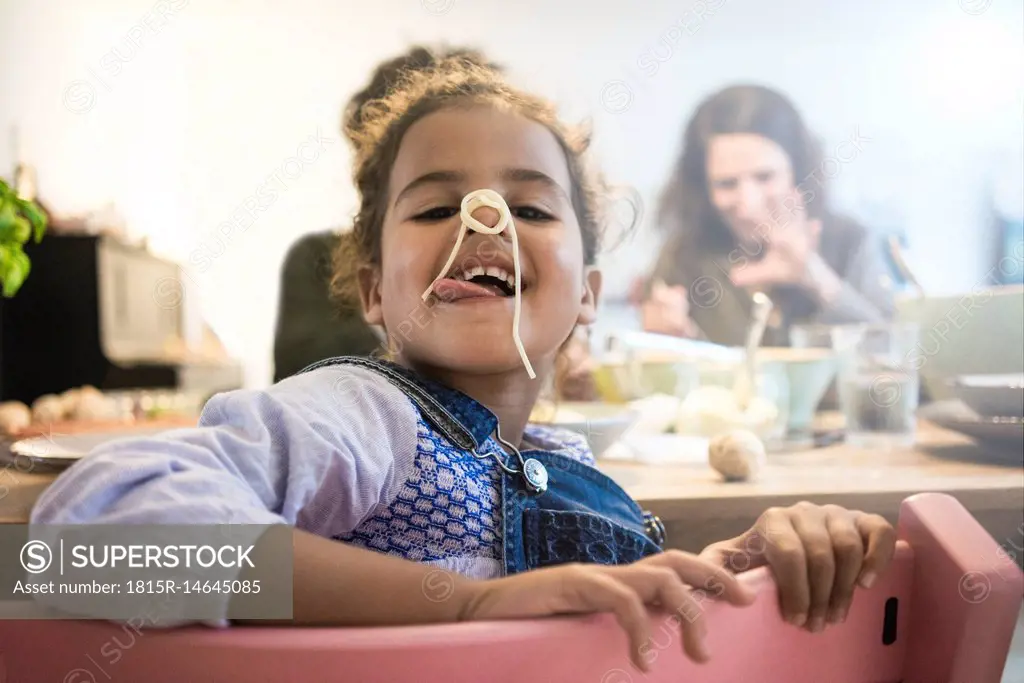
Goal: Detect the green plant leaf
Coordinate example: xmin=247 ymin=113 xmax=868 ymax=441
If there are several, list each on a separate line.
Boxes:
xmin=1 ymin=247 xmax=31 ymax=298
xmin=15 ymin=198 xmax=47 ymax=242
xmin=0 ymin=201 xmax=15 ymax=238
xmin=12 ymin=217 xmax=31 ymax=244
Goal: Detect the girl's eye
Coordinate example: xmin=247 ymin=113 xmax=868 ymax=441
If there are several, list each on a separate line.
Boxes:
xmin=412 ymin=207 xmax=459 ymax=222
xmin=513 ymin=206 xmax=554 ymax=222
xmin=412 ymin=205 xmax=554 ymax=223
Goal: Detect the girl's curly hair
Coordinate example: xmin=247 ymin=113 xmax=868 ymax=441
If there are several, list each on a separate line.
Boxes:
xmin=331 ymin=56 xmax=628 ymax=307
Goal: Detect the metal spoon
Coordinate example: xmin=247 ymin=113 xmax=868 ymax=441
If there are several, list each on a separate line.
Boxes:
xmin=734 ymin=292 xmax=774 ymax=410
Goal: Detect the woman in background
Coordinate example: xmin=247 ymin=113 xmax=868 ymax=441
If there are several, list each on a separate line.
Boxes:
xmin=640 ymin=85 xmax=895 ymax=347
xmin=272 ymin=46 xmax=503 ymax=382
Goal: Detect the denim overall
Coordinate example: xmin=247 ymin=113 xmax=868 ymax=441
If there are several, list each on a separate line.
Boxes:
xmin=299 ymin=356 xmax=665 ymax=574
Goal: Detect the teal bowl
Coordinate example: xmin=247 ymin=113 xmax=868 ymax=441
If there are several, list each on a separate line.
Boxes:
xmin=760 ymin=348 xmax=839 ymax=433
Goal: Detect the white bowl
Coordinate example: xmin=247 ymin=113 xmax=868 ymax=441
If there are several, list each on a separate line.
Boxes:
xmin=530 ymin=402 xmax=639 ymax=458
xmin=951 ymin=373 xmax=1024 ymax=417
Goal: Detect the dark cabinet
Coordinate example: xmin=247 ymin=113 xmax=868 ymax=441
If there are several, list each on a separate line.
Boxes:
xmin=0 ymin=234 xmax=240 ymax=405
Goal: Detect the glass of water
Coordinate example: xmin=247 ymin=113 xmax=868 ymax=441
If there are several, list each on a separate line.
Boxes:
xmin=830 ymin=323 xmax=920 ymax=448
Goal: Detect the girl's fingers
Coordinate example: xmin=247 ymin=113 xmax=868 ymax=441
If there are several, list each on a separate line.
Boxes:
xmin=790 ymin=507 xmax=835 ymax=633
xmin=576 ymin=571 xmax=653 ymax=672
xmin=617 ymin=566 xmax=710 ymax=664
xmin=675 ymin=592 xmax=710 ymax=663
xmin=855 ymin=513 xmax=897 ymax=589
xmin=665 ymin=583 xmax=710 ymax=664
xmin=643 ymin=550 xmax=757 ymax=607
xmin=824 ymin=510 xmax=865 ymax=624
xmin=761 ymin=512 xmax=810 ymax=626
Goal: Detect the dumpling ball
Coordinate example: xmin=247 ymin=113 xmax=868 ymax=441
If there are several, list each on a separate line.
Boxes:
xmin=31 ymin=394 xmax=67 ymax=425
xmin=708 ymin=429 xmax=767 ymax=482
xmin=0 ymin=401 xmax=32 ymax=435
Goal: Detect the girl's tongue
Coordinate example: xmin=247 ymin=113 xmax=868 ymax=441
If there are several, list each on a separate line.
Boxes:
xmin=432 ymin=278 xmax=507 ymax=301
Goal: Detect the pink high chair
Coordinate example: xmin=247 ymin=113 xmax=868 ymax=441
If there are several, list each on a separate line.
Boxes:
xmin=1 ymin=493 xmax=1021 ymax=683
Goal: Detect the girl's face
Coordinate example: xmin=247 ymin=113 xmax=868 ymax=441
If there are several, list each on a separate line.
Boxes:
xmin=705 ymin=133 xmax=796 ymax=247
xmin=360 ymin=104 xmax=601 ymax=377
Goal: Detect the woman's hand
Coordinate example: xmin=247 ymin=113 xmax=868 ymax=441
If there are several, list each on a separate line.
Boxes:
xmin=729 ymin=192 xmax=822 ymax=290
xmin=461 ymin=551 xmax=757 ymax=671
xmin=698 ymin=503 xmax=896 ymax=632
xmin=641 ymin=280 xmax=699 ymax=337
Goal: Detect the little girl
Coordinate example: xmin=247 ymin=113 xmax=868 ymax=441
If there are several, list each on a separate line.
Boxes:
xmin=31 ymin=56 xmax=895 ymax=672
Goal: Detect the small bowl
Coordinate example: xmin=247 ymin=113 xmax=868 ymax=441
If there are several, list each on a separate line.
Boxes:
xmin=591 ymin=352 xmax=698 ymax=403
xmin=757 ymin=347 xmax=839 ymax=434
xmin=950 ymin=373 xmax=1024 ymax=418
xmin=530 ymin=402 xmax=639 ymax=457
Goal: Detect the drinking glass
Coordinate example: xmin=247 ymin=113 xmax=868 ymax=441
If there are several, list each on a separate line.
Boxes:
xmin=790 ymin=323 xmax=841 ymax=412
xmin=830 ymin=323 xmax=920 ymax=448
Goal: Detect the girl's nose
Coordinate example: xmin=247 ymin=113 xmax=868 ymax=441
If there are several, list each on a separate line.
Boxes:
xmin=471 ymin=207 xmax=501 ymax=230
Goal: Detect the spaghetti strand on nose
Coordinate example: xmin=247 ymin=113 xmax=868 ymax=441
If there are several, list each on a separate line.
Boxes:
xmin=422 ymin=189 xmax=536 ymax=379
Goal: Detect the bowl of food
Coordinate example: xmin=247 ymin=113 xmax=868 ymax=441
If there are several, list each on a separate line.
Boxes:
xmin=529 ymin=401 xmax=639 ymax=458
xmin=676 ymin=380 xmax=787 ymax=444
xmin=680 ymin=348 xmax=837 ymax=444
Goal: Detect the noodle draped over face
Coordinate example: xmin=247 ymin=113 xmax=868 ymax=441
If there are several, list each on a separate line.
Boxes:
xmin=421 ymin=188 xmax=536 ymax=379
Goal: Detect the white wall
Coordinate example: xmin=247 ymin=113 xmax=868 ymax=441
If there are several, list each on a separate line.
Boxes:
xmin=2 ymin=0 xmax=1021 ymax=387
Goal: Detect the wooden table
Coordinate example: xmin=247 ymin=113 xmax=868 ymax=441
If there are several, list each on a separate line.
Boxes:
xmin=599 ymin=422 xmax=1023 ymax=556
xmin=2 ymin=422 xmax=1021 ymax=558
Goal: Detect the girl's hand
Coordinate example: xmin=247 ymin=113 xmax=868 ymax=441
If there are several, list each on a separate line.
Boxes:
xmin=698 ymin=503 xmax=896 ymax=633
xmin=641 ymin=280 xmax=699 ymax=337
xmin=460 ymin=551 xmax=757 ymax=671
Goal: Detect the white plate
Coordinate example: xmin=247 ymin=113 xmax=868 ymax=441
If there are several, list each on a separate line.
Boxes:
xmin=929 ymin=414 xmax=1024 ymax=447
xmin=619 ymin=433 xmax=711 ymax=465
xmin=530 ymin=403 xmax=639 ymax=458
xmin=920 ymin=401 xmax=1024 ymax=459
xmin=951 ymin=373 xmax=1024 ymax=418
xmin=8 ymin=427 xmax=173 ymax=468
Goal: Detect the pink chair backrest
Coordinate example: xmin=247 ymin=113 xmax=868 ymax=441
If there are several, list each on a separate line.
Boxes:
xmin=1 ymin=493 xmax=1020 ymax=683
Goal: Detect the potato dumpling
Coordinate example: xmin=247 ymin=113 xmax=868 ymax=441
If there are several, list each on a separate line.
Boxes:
xmin=71 ymin=391 xmax=116 ymax=421
xmin=59 ymin=385 xmax=115 ymax=421
xmin=708 ymin=429 xmax=767 ymax=482
xmin=31 ymin=394 xmax=67 ymax=424
xmin=0 ymin=401 xmax=32 ymax=435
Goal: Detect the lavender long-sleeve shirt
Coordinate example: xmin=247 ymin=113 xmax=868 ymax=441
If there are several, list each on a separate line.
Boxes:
xmin=26 ymin=366 xmax=420 ymax=625
xmin=32 ymin=365 xmax=420 ymax=536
